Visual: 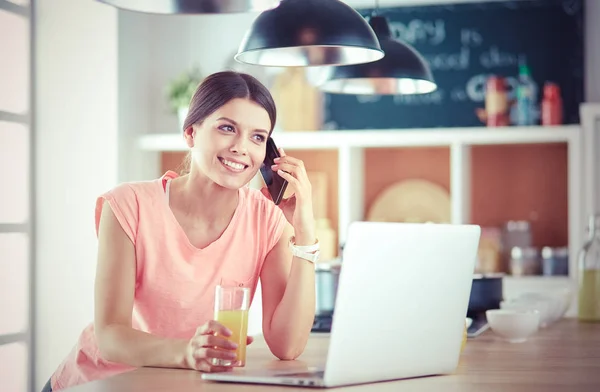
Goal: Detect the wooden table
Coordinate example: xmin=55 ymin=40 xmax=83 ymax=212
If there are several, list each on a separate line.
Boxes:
xmin=68 ymin=319 xmax=600 ymax=391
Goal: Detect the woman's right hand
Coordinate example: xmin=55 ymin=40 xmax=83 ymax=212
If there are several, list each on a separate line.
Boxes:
xmin=184 ymin=320 xmax=238 ymax=372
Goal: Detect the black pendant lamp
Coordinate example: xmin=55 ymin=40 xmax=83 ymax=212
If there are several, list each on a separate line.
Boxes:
xmin=318 ymin=14 xmax=437 ymax=95
xmin=235 ymin=0 xmax=384 ymax=67
xmin=96 ymin=0 xmax=280 ymax=14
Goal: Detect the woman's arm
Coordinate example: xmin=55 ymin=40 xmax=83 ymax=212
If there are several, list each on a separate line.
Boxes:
xmin=94 ymin=200 xmax=235 ymax=371
xmin=259 ymin=148 xmax=318 ymax=360
xmin=259 ymin=223 xmax=316 ymax=361
xmin=94 ymin=200 xmax=188 ymax=367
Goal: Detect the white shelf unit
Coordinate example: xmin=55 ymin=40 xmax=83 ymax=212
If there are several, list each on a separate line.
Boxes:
xmin=138 ymin=124 xmax=585 ymax=313
xmin=139 ymin=125 xmax=582 ymax=238
xmin=139 ymin=125 xmax=579 ymax=151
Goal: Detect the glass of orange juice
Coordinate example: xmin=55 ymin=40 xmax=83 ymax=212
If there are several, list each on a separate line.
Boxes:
xmin=212 ymin=285 xmax=250 ymax=367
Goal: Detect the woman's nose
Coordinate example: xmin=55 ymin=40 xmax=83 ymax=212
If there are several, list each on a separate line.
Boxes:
xmin=230 ymin=137 xmax=248 ymax=154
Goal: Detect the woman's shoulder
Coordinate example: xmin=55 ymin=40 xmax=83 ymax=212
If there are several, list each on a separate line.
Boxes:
xmin=94 ymin=173 xmax=172 ymax=242
xmin=101 ymin=171 xmax=176 ymax=202
xmin=100 ymin=180 xmax=157 ymax=204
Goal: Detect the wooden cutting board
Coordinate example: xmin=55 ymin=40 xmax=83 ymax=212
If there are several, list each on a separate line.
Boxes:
xmin=367 ymin=179 xmax=451 ymax=223
xmin=271 ymin=67 xmax=322 ymax=131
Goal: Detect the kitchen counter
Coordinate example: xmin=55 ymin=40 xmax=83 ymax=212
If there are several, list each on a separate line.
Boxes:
xmin=67 ymin=319 xmax=600 ymax=391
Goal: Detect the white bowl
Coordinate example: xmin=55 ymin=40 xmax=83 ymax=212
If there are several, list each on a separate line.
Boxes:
xmin=500 ymin=299 xmax=552 ymax=327
xmin=501 ymin=288 xmax=572 ymax=327
xmin=466 ymin=317 xmax=473 ymax=329
xmin=486 ymin=309 xmax=540 ymax=343
xmin=520 ymin=289 xmax=571 ymax=324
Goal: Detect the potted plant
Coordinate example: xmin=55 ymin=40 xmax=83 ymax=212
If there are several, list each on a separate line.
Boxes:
xmin=166 ymin=66 xmax=203 ymax=130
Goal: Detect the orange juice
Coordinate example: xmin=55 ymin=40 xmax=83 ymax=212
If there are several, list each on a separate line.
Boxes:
xmin=216 ymin=309 xmax=249 ymax=366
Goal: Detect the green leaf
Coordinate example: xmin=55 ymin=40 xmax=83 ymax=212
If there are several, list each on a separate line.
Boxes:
xmin=165 ymin=66 xmax=204 ymax=113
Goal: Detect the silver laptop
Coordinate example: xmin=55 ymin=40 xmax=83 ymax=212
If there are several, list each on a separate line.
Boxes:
xmin=202 ymin=221 xmax=481 ymax=388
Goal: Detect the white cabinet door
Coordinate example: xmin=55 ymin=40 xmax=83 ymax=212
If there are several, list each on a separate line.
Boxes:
xmin=581 ymin=103 xmax=600 ymax=219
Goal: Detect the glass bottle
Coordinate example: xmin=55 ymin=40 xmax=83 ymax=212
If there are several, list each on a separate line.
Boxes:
xmin=578 ymin=214 xmax=600 ymax=322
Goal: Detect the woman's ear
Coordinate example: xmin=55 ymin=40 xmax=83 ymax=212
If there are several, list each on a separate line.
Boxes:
xmin=183 ymin=126 xmax=194 ymax=148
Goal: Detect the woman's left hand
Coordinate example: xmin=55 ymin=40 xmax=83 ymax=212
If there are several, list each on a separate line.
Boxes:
xmin=265 ymin=148 xmax=315 ymax=243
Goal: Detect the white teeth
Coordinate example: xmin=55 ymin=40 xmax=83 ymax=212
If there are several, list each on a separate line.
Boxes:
xmin=222 ymin=159 xmax=245 ymax=170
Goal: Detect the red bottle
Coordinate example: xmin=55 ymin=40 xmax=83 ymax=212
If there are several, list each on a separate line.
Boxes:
xmin=541 ymin=82 xmax=563 ymax=126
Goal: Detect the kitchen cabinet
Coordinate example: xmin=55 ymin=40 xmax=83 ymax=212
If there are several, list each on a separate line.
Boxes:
xmin=138 ymin=118 xmax=600 ymax=316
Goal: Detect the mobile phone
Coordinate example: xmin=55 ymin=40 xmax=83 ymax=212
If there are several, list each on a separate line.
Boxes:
xmin=259 ymin=137 xmax=288 ymax=205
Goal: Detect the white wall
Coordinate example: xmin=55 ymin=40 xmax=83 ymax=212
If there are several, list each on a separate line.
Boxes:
xmin=34 ymin=0 xmax=119 ymax=390
xmin=118 ymin=11 xmax=158 ymax=182
xmin=144 ymin=12 xmax=264 ymax=136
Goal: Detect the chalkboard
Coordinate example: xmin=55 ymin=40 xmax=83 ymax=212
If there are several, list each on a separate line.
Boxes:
xmin=323 ymin=0 xmax=584 ymax=130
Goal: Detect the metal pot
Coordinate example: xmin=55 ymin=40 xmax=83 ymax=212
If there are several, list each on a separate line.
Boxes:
xmin=315 ymin=260 xmax=342 ymax=316
xmin=467 ymin=273 xmax=505 ymax=316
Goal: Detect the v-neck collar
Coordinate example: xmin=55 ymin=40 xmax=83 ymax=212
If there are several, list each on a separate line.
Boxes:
xmin=158 ymin=171 xmax=244 ymax=253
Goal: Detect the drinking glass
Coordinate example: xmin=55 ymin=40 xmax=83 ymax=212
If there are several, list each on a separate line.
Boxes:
xmin=211 ymin=285 xmax=250 ymax=367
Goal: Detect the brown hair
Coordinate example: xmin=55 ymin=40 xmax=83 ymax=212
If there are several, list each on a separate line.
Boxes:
xmin=179 ymin=71 xmax=277 ymax=174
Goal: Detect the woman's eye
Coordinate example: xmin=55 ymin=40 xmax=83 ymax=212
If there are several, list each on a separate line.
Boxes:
xmin=253 ymin=134 xmax=266 ymax=142
xmin=219 ymin=125 xmax=234 ymax=132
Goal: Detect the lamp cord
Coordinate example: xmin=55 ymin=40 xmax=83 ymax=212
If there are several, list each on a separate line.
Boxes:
xmin=373 ymin=0 xmax=380 ymax=16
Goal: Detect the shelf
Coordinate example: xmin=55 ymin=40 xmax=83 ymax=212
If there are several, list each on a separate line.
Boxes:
xmin=145 ymin=123 xmax=584 ymax=317
xmin=138 ymin=125 xmax=580 ymax=151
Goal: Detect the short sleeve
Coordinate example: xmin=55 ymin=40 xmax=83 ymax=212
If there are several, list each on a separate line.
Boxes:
xmin=94 ymin=183 xmax=139 ymax=245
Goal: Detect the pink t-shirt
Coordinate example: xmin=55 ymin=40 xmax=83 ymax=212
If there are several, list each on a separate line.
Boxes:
xmin=50 ymin=171 xmax=286 ymax=391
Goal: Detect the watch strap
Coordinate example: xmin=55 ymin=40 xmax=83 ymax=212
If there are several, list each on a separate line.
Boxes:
xmin=289 ymin=237 xmax=320 ymax=263
xmin=290 ymin=236 xmax=320 ymax=252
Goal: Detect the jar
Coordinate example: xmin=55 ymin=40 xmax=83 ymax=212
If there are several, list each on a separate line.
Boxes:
xmin=510 ymin=246 xmax=541 ymax=276
xmin=502 ymin=220 xmax=532 ymax=272
xmin=541 ymin=246 xmax=569 ymax=276
xmin=578 ymin=214 xmax=600 ymax=322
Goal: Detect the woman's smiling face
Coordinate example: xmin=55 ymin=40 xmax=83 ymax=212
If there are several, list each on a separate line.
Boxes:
xmin=185 ymin=98 xmax=271 ymax=189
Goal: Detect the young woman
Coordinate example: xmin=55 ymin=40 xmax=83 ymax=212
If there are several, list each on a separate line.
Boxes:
xmin=43 ymin=71 xmax=317 ymax=391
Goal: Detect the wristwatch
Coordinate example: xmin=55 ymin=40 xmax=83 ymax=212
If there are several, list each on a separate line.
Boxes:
xmin=289 ymin=236 xmax=320 ymax=264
